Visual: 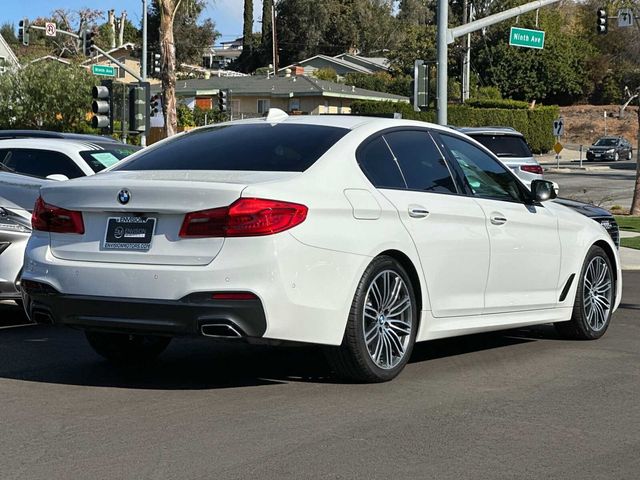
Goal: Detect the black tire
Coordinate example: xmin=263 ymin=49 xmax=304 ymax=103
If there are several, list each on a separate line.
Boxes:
xmin=555 ymin=246 xmax=614 ymax=340
xmin=85 ymin=331 xmax=171 ymax=365
xmin=325 ymin=255 xmax=418 ymax=383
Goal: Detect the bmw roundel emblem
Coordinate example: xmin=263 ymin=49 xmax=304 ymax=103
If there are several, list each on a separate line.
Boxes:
xmin=117 ymin=189 xmax=131 ymax=205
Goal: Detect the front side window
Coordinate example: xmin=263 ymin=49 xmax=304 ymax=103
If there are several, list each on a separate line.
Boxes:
xmin=0 ymin=149 xmax=84 ymax=179
xmin=384 ymin=130 xmax=457 ymax=194
xmin=439 ymin=134 xmax=524 ymax=203
xmin=116 ymin=123 xmax=348 ymax=172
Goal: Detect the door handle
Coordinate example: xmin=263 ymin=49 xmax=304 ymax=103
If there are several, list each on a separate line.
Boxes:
xmin=490 ymin=213 xmax=507 ymax=225
xmin=408 ymin=205 xmax=430 ymax=218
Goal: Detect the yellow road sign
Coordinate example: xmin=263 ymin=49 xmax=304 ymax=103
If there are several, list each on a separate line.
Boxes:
xmin=553 ymin=142 xmax=563 ymax=154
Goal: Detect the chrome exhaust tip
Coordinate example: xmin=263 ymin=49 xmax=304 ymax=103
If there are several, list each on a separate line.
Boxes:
xmin=200 ymin=323 xmax=243 ymax=338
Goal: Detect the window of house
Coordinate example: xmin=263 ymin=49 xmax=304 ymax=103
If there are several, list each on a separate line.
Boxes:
xmin=257 ymin=99 xmax=271 ymax=114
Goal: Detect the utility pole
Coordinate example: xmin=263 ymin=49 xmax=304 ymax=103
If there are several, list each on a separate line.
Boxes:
xmin=436 ymin=0 xmax=561 ymax=125
xmin=141 ymin=0 xmax=148 ymax=147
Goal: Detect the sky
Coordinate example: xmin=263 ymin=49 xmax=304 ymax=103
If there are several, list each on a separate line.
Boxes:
xmin=1 ymin=0 xmax=263 ymax=44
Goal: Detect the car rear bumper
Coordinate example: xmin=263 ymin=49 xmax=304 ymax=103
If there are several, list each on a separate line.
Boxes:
xmin=22 ymin=280 xmax=267 ymax=338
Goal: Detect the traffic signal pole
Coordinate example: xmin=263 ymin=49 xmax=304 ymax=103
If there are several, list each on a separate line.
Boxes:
xmin=141 ymin=0 xmax=148 ymax=147
xmin=436 ymin=0 xmax=561 ymax=125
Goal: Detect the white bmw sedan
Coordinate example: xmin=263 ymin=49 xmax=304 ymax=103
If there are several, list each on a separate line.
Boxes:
xmin=21 ymin=112 xmax=622 ymax=382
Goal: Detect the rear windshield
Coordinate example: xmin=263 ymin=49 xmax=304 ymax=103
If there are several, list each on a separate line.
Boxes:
xmin=468 ymin=134 xmax=532 ymax=158
xmin=115 ymin=123 xmax=349 ymax=172
xmin=80 ymin=147 xmax=140 ymax=172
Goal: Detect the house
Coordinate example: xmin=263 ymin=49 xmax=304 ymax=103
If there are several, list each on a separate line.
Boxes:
xmin=0 ymin=33 xmax=20 ymax=74
xmin=154 ymin=74 xmax=408 ymax=118
xmin=278 ymin=53 xmax=390 ymax=79
xmin=202 ymin=37 xmax=244 ymax=70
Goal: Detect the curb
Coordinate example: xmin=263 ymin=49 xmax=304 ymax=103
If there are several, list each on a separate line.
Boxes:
xmin=543 ymin=166 xmax=611 ymax=173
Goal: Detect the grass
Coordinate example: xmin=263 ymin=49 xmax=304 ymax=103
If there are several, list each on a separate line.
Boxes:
xmin=621 ymin=237 xmax=640 ymax=250
xmin=614 ymin=215 xmax=640 ymax=233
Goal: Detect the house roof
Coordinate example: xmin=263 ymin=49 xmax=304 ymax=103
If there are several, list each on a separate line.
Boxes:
xmin=29 ymin=55 xmax=71 ymax=65
xmin=0 ymin=33 xmax=20 ymax=68
xmin=156 ymin=75 xmax=408 ymax=103
xmin=279 ymin=53 xmax=390 ymax=75
xmin=81 ymin=43 xmax=137 ymax=65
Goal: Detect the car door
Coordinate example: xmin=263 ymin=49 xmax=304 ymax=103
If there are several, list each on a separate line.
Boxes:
xmin=357 ymin=129 xmax=490 ymax=318
xmin=437 ymin=132 xmax=561 ymax=313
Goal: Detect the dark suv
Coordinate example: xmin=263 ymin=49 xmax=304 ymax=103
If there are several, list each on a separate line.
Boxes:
xmin=586 ymin=136 xmax=632 ymax=162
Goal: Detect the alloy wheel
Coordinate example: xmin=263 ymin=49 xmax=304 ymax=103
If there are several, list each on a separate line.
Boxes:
xmin=362 ymin=270 xmax=413 ymax=370
xmin=582 ymin=256 xmax=612 ymax=332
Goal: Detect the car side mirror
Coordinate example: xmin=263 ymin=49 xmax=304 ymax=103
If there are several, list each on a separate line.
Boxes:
xmin=46 ymin=174 xmax=69 ymax=181
xmin=531 ymin=179 xmax=557 ymax=202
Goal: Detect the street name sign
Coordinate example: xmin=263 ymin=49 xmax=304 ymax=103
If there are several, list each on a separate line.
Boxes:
xmin=553 ymin=118 xmax=564 ymax=136
xmin=618 ymin=9 xmax=633 ymax=27
xmin=509 ymin=27 xmax=545 ymax=49
xmin=91 ymin=65 xmax=116 ymax=77
xmin=45 ymin=22 xmax=56 ymax=37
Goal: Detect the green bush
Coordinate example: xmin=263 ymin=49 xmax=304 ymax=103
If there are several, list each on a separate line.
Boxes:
xmin=473 ymin=86 xmax=502 ymax=100
xmin=465 ymin=98 xmax=530 ymax=109
xmin=350 ymin=101 xmax=559 ymax=153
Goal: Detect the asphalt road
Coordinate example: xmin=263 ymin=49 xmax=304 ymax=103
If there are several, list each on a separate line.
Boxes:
xmin=1 ymin=273 xmax=639 ymax=479
xmin=545 ymin=161 xmax=636 ymax=209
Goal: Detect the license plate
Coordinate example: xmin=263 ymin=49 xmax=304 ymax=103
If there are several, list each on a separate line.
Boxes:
xmin=103 ymin=216 xmax=156 ymax=251
xmin=595 ymin=153 xmax=601 ymax=157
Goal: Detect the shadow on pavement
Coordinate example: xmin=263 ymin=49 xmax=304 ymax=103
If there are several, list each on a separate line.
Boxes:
xmin=0 ymin=319 xmax=545 ymax=390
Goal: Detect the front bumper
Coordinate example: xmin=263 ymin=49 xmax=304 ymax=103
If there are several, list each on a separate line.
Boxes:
xmin=586 ymin=152 xmax=615 ymax=161
xmin=22 ymin=280 xmax=267 ymax=337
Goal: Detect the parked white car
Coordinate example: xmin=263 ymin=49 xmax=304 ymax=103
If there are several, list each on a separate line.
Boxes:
xmin=0 ymin=138 xmax=139 ymax=302
xmin=21 ymin=113 xmax=622 ymax=382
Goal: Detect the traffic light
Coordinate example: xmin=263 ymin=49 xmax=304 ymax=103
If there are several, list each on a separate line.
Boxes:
xmin=91 ymin=80 xmax=112 ymax=133
xmin=412 ymin=60 xmax=428 ymax=111
xmin=18 ymin=18 xmax=29 ymax=46
xmin=597 ymin=8 xmax=608 ymax=34
xmin=84 ymin=30 xmax=96 ymax=56
xmin=149 ymin=52 xmax=161 ymax=78
xmin=218 ymin=89 xmax=229 ymax=113
xmin=150 ymin=93 xmax=162 ymax=117
xmin=129 ymin=85 xmax=147 ymax=133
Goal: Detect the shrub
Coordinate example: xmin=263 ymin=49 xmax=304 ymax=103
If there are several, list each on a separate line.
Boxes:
xmin=350 ymin=101 xmax=559 ymax=153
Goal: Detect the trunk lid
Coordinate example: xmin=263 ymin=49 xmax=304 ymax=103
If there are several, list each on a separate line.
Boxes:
xmin=42 ymin=170 xmax=299 ymax=266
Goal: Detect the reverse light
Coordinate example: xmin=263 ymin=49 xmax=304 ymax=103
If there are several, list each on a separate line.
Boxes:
xmin=520 ymin=165 xmax=543 ymax=175
xmin=179 ymin=198 xmax=308 ymax=238
xmin=31 ymin=196 xmax=85 ymax=234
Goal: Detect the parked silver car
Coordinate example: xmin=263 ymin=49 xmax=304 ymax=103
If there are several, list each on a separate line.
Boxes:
xmin=457 ymin=127 xmax=543 ymax=185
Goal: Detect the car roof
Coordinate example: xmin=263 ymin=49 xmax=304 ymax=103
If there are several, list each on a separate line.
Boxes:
xmin=193 ymin=111 xmax=464 ymax=136
xmin=455 ymin=126 xmax=524 ymax=137
xmin=0 ymin=137 xmax=127 ymax=152
xmin=0 ymin=130 xmax=120 ymax=143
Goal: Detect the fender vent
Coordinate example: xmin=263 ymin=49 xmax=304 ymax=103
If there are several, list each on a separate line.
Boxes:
xmin=559 ymin=274 xmax=576 ymax=302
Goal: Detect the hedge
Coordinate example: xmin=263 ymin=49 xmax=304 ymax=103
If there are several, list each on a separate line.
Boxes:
xmin=350 ymin=101 xmax=559 ymax=154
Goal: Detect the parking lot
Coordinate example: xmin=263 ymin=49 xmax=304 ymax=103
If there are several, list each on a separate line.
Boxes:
xmin=0 ymin=272 xmax=637 ymax=479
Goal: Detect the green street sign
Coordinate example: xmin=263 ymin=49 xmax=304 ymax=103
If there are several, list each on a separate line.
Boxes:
xmin=509 ymin=27 xmax=545 ymax=49
xmin=91 ymin=64 xmax=116 ymax=77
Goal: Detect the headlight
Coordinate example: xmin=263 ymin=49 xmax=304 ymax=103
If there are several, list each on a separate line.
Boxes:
xmin=0 ymin=208 xmax=31 ymax=233
xmin=606 ymin=149 xmax=615 ymax=154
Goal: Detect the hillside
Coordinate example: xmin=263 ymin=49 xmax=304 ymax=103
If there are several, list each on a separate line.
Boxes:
xmin=559 ymin=104 xmax=638 ymax=148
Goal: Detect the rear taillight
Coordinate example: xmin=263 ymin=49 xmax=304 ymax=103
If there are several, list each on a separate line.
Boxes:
xmin=179 ymin=198 xmax=308 ymax=238
xmin=32 ymin=196 xmax=84 ymax=234
xmin=521 ymin=165 xmax=543 ymax=175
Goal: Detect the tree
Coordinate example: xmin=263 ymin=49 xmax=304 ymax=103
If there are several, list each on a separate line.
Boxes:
xmin=0 ymin=23 xmax=17 ymax=44
xmin=237 ymin=0 xmax=254 ymax=67
xmin=261 ymin=0 xmax=272 ymax=46
xmin=152 ymin=0 xmax=216 ymax=137
xmin=96 ymin=17 xmax=141 ymax=51
xmin=0 ymin=62 xmax=96 ymax=131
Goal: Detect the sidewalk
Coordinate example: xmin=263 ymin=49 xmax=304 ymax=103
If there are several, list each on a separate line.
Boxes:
xmin=619 ymin=230 xmax=640 ymax=270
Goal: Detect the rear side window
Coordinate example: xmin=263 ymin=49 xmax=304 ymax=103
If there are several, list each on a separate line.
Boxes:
xmin=116 ymin=123 xmax=348 ymax=172
xmin=469 ymin=134 xmax=532 ymax=158
xmin=384 ymin=130 xmax=457 ymax=194
xmin=357 ymin=136 xmax=406 ymax=189
xmin=80 ymin=148 xmax=139 ymax=172
xmin=0 ymin=149 xmax=84 ymax=179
